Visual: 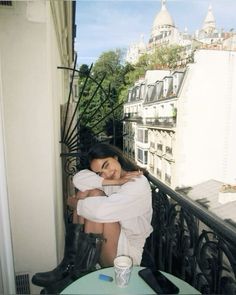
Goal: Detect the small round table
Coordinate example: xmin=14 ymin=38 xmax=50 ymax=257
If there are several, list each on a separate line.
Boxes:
xmin=61 ymin=267 xmax=201 ymax=294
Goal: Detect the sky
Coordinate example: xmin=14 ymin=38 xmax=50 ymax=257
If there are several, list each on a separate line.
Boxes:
xmin=75 ymin=0 xmax=236 ymax=66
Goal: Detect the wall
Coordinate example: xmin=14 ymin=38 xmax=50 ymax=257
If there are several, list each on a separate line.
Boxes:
xmin=0 ymin=50 xmax=16 ymax=294
xmin=175 ymin=49 xmax=236 ymax=187
xmin=0 ymin=266 xmax=3 ymax=294
xmin=0 ymin=1 xmax=69 ymax=293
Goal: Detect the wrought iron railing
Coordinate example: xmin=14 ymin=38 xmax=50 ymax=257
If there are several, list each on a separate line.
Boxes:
xmin=124 ymin=115 xmax=176 ymax=127
xmin=58 ymin=55 xmax=123 ymax=224
xmin=142 ymin=173 xmax=236 ymax=294
xmin=58 ymin=55 xmax=236 ymax=294
xmin=144 ymin=116 xmax=176 ymax=127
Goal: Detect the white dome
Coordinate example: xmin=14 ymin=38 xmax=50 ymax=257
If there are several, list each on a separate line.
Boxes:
xmin=152 ymin=0 xmax=174 ymax=29
xmin=202 ymin=5 xmax=216 ymax=31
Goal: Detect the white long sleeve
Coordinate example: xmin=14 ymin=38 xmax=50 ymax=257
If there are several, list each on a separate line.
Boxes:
xmin=73 ymin=169 xmax=103 ymax=191
xmin=77 ymin=174 xmax=153 ymax=265
xmin=77 ymin=175 xmax=152 ymax=223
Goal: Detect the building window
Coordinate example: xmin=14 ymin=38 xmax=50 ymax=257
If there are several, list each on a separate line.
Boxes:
xmin=150 ymin=141 xmax=155 ymax=149
xmin=166 ymin=146 xmax=173 ymax=155
xmin=157 ymin=143 xmax=163 ymax=151
xmin=137 ymin=129 xmax=148 ymax=143
xmin=137 ymin=148 xmax=148 ymax=164
xmin=156 ymin=168 xmax=162 ymax=178
xmin=149 ymin=153 xmax=154 ymax=166
xmin=0 ymin=1 xmax=12 ymax=6
xmin=165 ymin=173 xmax=171 ymax=184
xmin=149 ymin=152 xmax=154 ymax=173
xmin=144 ymin=130 xmax=148 ymax=142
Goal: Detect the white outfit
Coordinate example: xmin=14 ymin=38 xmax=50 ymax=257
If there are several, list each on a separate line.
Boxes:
xmin=73 ymin=169 xmax=103 ymax=191
xmin=73 ymin=170 xmax=153 ymax=265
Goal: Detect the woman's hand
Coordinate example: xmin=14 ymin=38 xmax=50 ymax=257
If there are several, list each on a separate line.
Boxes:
xmin=103 ymin=170 xmax=143 ymax=186
xmin=67 ymin=188 xmax=107 ymax=209
xmin=119 ymin=171 xmax=143 ymax=184
xmin=78 ymin=189 xmax=105 ymax=198
xmin=124 ymin=171 xmax=143 ymax=177
xmin=67 ymin=191 xmax=89 ymax=209
xmin=67 ymin=195 xmax=79 ymax=210
xmin=76 ymin=190 xmax=90 ymax=199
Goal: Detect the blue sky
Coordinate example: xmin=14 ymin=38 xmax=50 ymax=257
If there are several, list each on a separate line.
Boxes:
xmin=75 ymin=0 xmax=236 ymax=66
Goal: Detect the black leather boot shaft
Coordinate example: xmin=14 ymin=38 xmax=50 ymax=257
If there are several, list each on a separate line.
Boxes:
xmin=72 ymin=232 xmax=104 ymax=278
xmin=41 ymin=232 xmax=105 ymax=294
xmin=32 ymin=223 xmax=84 ymax=287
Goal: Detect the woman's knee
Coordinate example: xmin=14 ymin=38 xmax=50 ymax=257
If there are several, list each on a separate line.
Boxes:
xmin=84 ymin=220 xmax=120 ymax=237
xmin=84 ymin=219 xmax=104 ymax=234
xmin=100 ymin=222 xmax=120 ymax=266
xmin=103 ymin=222 xmax=120 ymax=239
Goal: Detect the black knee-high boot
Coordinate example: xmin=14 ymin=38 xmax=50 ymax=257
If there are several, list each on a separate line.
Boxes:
xmin=72 ymin=232 xmax=105 ymax=278
xmin=32 ymin=223 xmax=84 ymax=287
xmin=41 ymin=232 xmax=105 ymax=294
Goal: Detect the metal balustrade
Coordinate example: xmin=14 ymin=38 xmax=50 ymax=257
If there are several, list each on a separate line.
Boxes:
xmin=59 ymin=57 xmax=236 ymax=294
xmin=142 ymin=173 xmax=236 ymax=294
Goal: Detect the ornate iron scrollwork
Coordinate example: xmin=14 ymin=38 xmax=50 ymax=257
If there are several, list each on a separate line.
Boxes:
xmin=57 ymin=56 xmax=236 ymax=295
xmin=142 ymin=174 xmax=236 ymax=294
xmin=58 ymin=54 xmax=123 ymax=223
xmin=196 ymin=230 xmax=236 ymax=294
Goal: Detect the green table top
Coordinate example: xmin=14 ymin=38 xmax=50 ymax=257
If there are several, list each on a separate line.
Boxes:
xmin=61 ymin=266 xmax=201 ymax=294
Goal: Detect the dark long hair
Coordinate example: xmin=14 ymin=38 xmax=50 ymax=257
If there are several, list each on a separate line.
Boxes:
xmin=88 ymin=143 xmax=143 ymax=172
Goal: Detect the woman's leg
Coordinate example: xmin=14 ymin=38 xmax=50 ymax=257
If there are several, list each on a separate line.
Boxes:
xmin=84 ymin=220 xmax=120 ymax=267
xmin=69 ymin=192 xmax=120 ymax=266
xmin=72 ymin=209 xmax=85 ymax=224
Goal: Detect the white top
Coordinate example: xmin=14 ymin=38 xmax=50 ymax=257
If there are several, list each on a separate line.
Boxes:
xmin=73 ymin=169 xmax=104 ymax=191
xmin=75 ymin=171 xmax=153 ymax=263
xmin=73 ymin=169 xmax=117 ymax=196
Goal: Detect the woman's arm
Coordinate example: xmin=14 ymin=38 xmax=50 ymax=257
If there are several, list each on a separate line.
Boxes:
xmin=77 ymin=175 xmax=152 ymax=223
xmin=73 ymin=169 xmax=142 ymax=190
xmin=67 ymin=195 xmax=79 ymax=210
xmin=67 ymin=188 xmax=106 ymax=209
xmin=102 ymin=171 xmax=143 ymax=186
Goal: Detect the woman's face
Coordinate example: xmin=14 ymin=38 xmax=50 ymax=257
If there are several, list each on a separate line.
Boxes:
xmin=90 ymin=156 xmax=123 ymax=180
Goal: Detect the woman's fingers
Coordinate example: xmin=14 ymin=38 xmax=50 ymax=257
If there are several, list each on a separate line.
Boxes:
xmin=76 ymin=190 xmax=89 ymax=199
xmin=124 ymin=171 xmax=143 ymax=178
xmin=67 ymin=195 xmax=78 ymax=209
xmin=119 ymin=171 xmax=143 ymax=184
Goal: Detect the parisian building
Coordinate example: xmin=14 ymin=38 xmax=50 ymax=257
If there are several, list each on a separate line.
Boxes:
xmin=124 ymin=0 xmax=236 ymax=190
xmin=123 ymin=49 xmax=236 ymax=189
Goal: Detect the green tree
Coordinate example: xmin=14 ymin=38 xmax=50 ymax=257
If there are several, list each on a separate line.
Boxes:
xmin=79 ymin=64 xmax=90 ymax=78
xmin=77 ymin=50 xmax=127 ymax=144
xmin=76 ymin=45 xmax=186 ymax=149
xmin=149 ymin=45 xmax=183 ymax=70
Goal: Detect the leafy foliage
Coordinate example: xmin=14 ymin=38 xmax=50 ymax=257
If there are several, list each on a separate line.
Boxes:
xmin=76 ymin=45 xmax=185 ymax=148
xmin=77 ymin=49 xmax=126 ymax=148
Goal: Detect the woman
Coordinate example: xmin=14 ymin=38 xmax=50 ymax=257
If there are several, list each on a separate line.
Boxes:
xmin=72 ymin=143 xmax=153 ymax=266
xmin=32 ymin=143 xmax=153 ymax=293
